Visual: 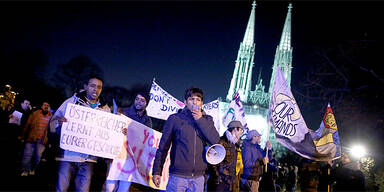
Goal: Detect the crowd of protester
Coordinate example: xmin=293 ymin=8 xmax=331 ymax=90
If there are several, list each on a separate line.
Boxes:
xmin=0 ymin=79 xmax=366 ymax=192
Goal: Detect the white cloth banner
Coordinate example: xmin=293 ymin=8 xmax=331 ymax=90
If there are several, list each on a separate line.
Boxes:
xmin=222 ymin=92 xmax=248 ymax=132
xmin=147 ymin=81 xmax=221 ymax=132
xmin=60 ymin=103 xmax=125 ymax=159
xmin=147 ymin=81 xmax=185 ymax=120
xmin=202 ymin=99 xmax=221 ymax=134
xmin=107 ymin=116 xmax=171 ymax=190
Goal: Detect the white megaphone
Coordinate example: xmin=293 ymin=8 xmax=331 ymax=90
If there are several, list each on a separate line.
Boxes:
xmin=205 ymin=144 xmax=226 ymax=165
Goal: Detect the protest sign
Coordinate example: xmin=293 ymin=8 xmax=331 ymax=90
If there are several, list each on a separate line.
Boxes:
xmin=147 ymin=81 xmax=221 ymax=133
xmin=202 ymin=99 xmax=221 ymax=134
xmin=107 ymin=117 xmax=171 ymax=190
xmin=147 ymin=81 xmax=185 ymax=120
xmin=222 ymin=92 xmax=248 ymax=132
xmin=9 ymin=110 xmax=22 ymax=125
xmin=60 ymin=103 xmax=126 ymax=159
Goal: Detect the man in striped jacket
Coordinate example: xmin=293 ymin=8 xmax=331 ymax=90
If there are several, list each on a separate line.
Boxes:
xmin=20 ymin=101 xmax=52 ymax=176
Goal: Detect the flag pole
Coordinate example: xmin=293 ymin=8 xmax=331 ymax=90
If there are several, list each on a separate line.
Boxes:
xmin=217 ymin=97 xmax=221 ymax=135
xmin=327 ymin=167 xmax=330 ymax=192
xmin=265 ymin=123 xmax=271 ymax=173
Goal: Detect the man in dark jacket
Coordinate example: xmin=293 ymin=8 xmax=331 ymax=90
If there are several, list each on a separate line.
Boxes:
xmin=299 ymin=159 xmax=320 ymax=192
xmin=332 ymin=152 xmax=365 ymax=191
xmin=105 ymin=91 xmax=154 ymax=191
xmin=241 ymin=129 xmax=272 ymax=192
xmin=152 ymin=87 xmax=220 ymax=192
xmin=11 ymin=99 xmax=32 ymax=136
xmin=10 ymin=99 xmax=31 ymax=160
xmin=122 ymin=91 xmax=152 ymax=128
xmin=207 ymin=120 xmax=244 ymax=192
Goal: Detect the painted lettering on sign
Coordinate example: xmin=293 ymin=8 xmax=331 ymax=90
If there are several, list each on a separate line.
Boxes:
xmin=61 ymin=103 xmax=125 ymax=159
xmin=202 ymin=101 xmax=219 ymax=111
xmin=272 ymin=94 xmax=299 ymax=137
xmin=117 ymin=129 xmax=160 ymax=181
xmin=160 ymin=104 xmax=178 ymax=112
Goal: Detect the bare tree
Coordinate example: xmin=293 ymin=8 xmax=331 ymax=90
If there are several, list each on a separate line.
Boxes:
xmin=51 ymin=54 xmax=104 ymax=97
xmin=294 ymin=39 xmax=384 ymax=191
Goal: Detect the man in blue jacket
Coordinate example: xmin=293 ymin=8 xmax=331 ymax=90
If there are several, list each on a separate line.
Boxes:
xmin=241 ymin=129 xmax=272 ymax=192
xmin=152 ymin=87 xmax=220 ymax=192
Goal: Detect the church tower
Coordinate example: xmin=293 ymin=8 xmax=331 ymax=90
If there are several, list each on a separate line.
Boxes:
xmin=221 ymin=2 xmax=294 ymax=158
xmin=226 ymin=1 xmax=256 ymax=103
xmin=268 ymin=3 xmax=293 ymax=94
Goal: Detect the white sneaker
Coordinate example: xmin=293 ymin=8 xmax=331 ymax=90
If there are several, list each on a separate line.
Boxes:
xmin=21 ymin=171 xmax=28 ymax=176
xmin=29 ymin=170 xmax=35 ymax=176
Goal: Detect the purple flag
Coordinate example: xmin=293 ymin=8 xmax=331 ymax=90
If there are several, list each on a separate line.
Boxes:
xmin=268 ymin=66 xmax=335 ymax=161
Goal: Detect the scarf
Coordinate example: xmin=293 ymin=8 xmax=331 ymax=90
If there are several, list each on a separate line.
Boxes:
xmin=225 ymin=130 xmax=238 ymax=144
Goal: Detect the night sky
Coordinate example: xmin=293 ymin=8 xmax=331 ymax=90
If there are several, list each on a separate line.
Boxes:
xmin=1 ymin=0 xmax=384 ymax=175
xmin=2 ymin=1 xmax=382 ymax=101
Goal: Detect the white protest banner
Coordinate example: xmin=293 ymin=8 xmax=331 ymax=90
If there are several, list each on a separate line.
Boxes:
xmin=9 ymin=110 xmax=23 ymax=125
xmin=222 ymin=92 xmax=248 ymax=132
xmin=202 ymin=99 xmax=221 ymax=134
xmin=60 ymin=103 xmax=126 ymax=159
xmin=107 ymin=116 xmax=171 ymax=190
xmin=147 ymin=81 xmax=221 ymax=133
xmin=147 ymin=81 xmax=185 ymax=120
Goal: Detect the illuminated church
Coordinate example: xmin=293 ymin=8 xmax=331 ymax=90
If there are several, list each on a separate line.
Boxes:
xmin=219 ymin=1 xmax=293 ymax=157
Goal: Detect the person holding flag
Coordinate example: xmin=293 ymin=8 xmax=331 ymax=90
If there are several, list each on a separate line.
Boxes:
xmin=240 ymin=129 xmax=272 ymax=192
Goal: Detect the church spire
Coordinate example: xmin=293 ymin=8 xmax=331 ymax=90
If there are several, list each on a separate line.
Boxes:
xmin=269 ymin=3 xmax=293 ymax=95
xmin=279 ymin=3 xmax=292 ymax=51
xmin=226 ymin=1 xmax=256 ymax=102
xmin=257 ymin=67 xmax=262 ymax=84
xmin=242 ymin=1 xmax=256 ymax=47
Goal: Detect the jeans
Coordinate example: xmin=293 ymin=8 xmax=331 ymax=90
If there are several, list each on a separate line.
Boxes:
xmin=166 ymin=174 xmax=204 ymax=192
xmin=56 ymin=161 xmax=94 ymax=192
xmin=103 ymin=180 xmax=132 ymax=192
xmin=21 ymin=142 xmax=45 ymax=172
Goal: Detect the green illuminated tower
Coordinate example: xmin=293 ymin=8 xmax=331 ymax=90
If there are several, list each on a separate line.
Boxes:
xmin=221 ymin=2 xmax=293 ymax=158
xmin=226 ymin=1 xmax=256 ymax=103
xmin=269 ymin=3 xmax=293 ymax=95
xmin=226 ymin=2 xmax=293 ymax=106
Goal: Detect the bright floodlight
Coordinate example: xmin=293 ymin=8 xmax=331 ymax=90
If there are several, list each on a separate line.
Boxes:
xmin=350 ymin=145 xmax=367 ymax=159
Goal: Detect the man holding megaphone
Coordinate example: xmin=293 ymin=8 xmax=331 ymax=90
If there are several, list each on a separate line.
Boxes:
xmin=240 ymin=129 xmax=273 ymax=192
xmin=207 ymin=120 xmax=244 ymax=192
xmin=152 ymin=87 xmax=220 ymax=192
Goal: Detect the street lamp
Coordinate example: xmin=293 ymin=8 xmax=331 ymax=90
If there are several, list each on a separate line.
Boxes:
xmin=350 ymin=144 xmax=367 ymax=159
